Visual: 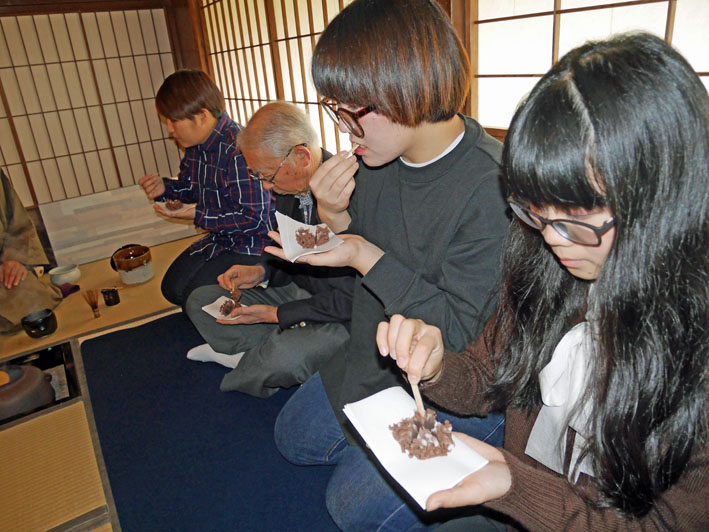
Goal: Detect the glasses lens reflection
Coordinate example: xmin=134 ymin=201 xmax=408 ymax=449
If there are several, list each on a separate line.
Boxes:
xmin=509 ymin=201 xmax=604 ymax=246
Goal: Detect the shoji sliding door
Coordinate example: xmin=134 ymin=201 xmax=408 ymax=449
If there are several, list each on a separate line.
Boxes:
xmin=0 ymin=9 xmax=182 ymax=207
xmin=199 ymin=0 xmax=354 ymax=156
xmin=475 ymin=0 xmax=709 ymax=129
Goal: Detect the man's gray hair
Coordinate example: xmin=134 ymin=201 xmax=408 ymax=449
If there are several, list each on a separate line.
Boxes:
xmin=237 ymin=101 xmax=318 ymax=157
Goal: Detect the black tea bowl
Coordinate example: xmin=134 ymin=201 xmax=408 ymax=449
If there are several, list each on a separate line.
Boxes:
xmin=21 ymin=309 xmax=58 ymax=338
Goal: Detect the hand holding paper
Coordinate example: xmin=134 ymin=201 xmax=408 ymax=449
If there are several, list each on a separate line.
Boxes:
xmin=425 ymin=432 xmax=512 ymax=512
xmin=272 ymin=212 xmax=344 ymax=262
xmin=343 ymin=387 xmax=489 ymax=509
xmin=201 ymin=295 xmax=243 ymax=321
xmin=154 ymin=201 xmax=196 ymax=219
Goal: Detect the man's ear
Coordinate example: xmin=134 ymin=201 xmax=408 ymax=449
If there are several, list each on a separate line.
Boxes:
xmin=194 ymin=108 xmax=211 ymax=125
xmin=291 ymin=144 xmax=311 ymax=167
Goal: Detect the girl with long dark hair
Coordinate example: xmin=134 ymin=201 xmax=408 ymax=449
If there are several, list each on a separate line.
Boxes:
xmin=377 ymin=32 xmax=708 ymax=531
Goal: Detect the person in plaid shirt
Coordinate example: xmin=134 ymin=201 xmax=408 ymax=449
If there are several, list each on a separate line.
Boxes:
xmin=139 ymin=70 xmax=275 ymax=306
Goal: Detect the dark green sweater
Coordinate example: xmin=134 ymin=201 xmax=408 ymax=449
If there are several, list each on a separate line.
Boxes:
xmin=320 ymin=115 xmax=510 ymax=440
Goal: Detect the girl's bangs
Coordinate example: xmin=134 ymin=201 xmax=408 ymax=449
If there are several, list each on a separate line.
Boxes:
xmin=313 ymin=58 xmax=372 ymax=108
xmin=503 ymin=83 xmax=606 ymax=210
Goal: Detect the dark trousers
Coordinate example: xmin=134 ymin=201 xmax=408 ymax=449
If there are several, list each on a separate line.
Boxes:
xmin=161 ymin=246 xmax=262 ymax=307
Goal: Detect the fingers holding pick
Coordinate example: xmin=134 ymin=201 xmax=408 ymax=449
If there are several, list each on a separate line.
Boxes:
xmin=376 ymin=315 xmax=444 ymax=384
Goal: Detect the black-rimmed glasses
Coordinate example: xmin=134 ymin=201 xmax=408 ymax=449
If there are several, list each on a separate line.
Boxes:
xmin=319 ymin=97 xmax=373 ymax=138
xmin=249 ymin=143 xmax=307 ymax=184
xmin=508 ymin=199 xmax=615 ymax=246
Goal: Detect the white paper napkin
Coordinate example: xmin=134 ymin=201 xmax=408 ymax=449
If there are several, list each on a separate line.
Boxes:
xmin=201 ymin=295 xmax=245 ymax=321
xmin=343 ymin=387 xmax=489 ymax=509
xmin=525 ymin=321 xmax=595 ymax=481
xmin=275 ymin=211 xmax=343 ymax=262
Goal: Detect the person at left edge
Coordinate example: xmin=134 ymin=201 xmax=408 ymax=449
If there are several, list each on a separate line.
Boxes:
xmin=138 ymin=69 xmax=275 ymax=306
xmin=0 ymin=169 xmax=62 ymax=335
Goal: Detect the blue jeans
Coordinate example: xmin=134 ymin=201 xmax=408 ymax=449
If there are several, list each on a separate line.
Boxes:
xmin=274 ymin=373 xmax=505 ymax=532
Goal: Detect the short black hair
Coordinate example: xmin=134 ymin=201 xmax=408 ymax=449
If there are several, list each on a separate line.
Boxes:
xmin=312 ymin=0 xmax=469 ymax=126
xmin=155 ymin=69 xmax=225 ymax=120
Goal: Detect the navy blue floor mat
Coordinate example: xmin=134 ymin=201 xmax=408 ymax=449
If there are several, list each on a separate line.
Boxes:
xmin=81 ymin=312 xmax=338 ymax=532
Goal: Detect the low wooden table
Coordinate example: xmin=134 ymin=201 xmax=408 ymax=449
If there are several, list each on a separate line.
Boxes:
xmin=1 ymin=235 xmax=201 ymax=360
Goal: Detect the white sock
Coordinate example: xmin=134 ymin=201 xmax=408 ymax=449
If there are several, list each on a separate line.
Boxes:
xmin=186 ymin=344 xmax=244 ymax=369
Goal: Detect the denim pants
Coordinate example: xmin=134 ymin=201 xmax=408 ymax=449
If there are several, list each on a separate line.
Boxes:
xmin=274 ymin=373 xmax=505 ymax=532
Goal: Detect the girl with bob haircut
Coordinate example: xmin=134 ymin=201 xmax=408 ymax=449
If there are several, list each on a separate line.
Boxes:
xmin=269 ymin=0 xmax=509 ymax=530
xmin=377 ymin=32 xmax=708 ymax=531
xmin=311 ymin=0 xmax=470 ymax=126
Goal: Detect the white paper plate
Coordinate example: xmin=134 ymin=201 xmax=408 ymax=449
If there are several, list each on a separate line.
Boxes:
xmin=155 ymin=200 xmax=195 ymax=215
xmin=343 ymin=387 xmax=489 ymax=509
xmin=201 ymin=295 xmax=246 ymax=321
xmin=275 ymin=211 xmax=343 ymax=262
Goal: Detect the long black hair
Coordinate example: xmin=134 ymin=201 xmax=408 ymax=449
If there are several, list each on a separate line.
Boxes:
xmin=490 ymin=32 xmax=708 ymax=519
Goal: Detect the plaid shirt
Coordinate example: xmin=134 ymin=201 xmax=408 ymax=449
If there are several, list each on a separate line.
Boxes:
xmin=158 ymin=113 xmax=275 ymax=259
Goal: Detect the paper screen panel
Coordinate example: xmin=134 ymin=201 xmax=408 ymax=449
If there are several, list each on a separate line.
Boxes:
xmin=1 ymin=18 xmax=28 ymax=66
xmin=99 ymin=149 xmax=120 ymax=189
xmin=558 ymin=4 xmax=668 ymax=58
xmin=4 ymin=165 xmax=32 ymax=204
xmin=42 ymin=158 xmax=76 ymax=199
xmin=562 ymin=0 xmax=633 ymax=7
xmin=0 ymin=20 xmax=10 ymax=67
xmin=45 ymin=113 xmax=68 ymax=156
xmin=58 ymin=110 xmax=82 ymax=154
xmin=479 ymin=16 xmax=553 ymax=75
xmin=17 ymin=67 xmax=41 ymax=113
xmin=48 ymin=64 xmax=72 ymax=109
xmin=0 ymin=120 xmax=19 ymax=164
xmin=479 ymin=0 xmax=553 ymax=19
xmin=13 ymin=116 xmax=37 ymax=161
xmin=29 ymin=114 xmax=54 ymax=160
xmin=478 ymin=77 xmax=540 ymax=129
xmin=474 ymin=1 xmax=706 ymax=131
xmin=673 ymin=0 xmax=709 ymax=72
xmin=18 ymin=17 xmax=42 ymax=64
xmin=0 ymin=8 xmax=180 ymax=206
xmin=201 ymin=0 xmax=353 ymax=154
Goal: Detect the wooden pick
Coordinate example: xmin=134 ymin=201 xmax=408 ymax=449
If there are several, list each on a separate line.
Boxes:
xmin=411 ymin=382 xmax=425 ymax=416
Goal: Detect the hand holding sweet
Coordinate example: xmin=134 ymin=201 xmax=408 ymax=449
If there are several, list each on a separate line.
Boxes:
xmin=138 ymin=173 xmax=165 ymax=199
xmin=216 ymin=304 xmax=278 ymax=325
xmin=217 ymin=264 xmax=266 ymax=291
xmin=264 ymin=230 xmax=383 ymax=276
xmin=425 ymin=432 xmax=511 ymax=511
xmin=376 ymin=314 xmax=445 ymax=385
xmin=153 ymin=203 xmax=195 ymax=219
xmin=309 ymin=151 xmax=359 ymax=232
xmin=0 ymin=260 xmax=27 ymax=289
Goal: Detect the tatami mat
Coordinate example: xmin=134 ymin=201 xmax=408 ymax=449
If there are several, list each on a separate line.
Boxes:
xmin=0 ymin=402 xmax=107 ymax=532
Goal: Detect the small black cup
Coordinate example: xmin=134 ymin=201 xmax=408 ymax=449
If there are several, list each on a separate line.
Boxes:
xmin=101 ymin=288 xmax=120 ymax=306
xmin=21 ymin=309 xmax=58 ymax=338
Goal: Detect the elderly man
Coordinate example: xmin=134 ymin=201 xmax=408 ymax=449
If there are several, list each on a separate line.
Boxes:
xmin=184 ymin=101 xmax=354 ymax=398
xmin=0 ymin=170 xmax=61 ymax=334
